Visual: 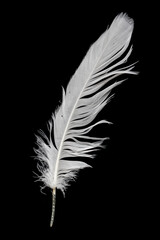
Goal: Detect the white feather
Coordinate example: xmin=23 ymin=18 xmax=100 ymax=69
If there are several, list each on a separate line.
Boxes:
xmin=35 ymin=13 xmax=137 ymax=195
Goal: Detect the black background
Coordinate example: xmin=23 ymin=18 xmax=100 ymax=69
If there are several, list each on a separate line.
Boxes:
xmin=3 ymin=1 xmax=156 ymax=238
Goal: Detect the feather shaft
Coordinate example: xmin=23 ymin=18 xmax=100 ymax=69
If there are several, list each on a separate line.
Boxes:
xmin=50 ymin=188 xmax=56 ymax=227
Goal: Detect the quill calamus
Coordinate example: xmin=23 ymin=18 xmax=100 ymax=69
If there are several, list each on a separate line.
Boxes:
xmin=34 ymin=13 xmax=137 ymax=227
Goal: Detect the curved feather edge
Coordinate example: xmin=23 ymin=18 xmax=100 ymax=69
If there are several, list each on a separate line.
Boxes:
xmin=34 ymin=13 xmax=137 ymax=195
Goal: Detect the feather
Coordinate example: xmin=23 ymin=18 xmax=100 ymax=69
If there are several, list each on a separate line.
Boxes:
xmin=34 ymin=13 xmax=137 ymax=226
